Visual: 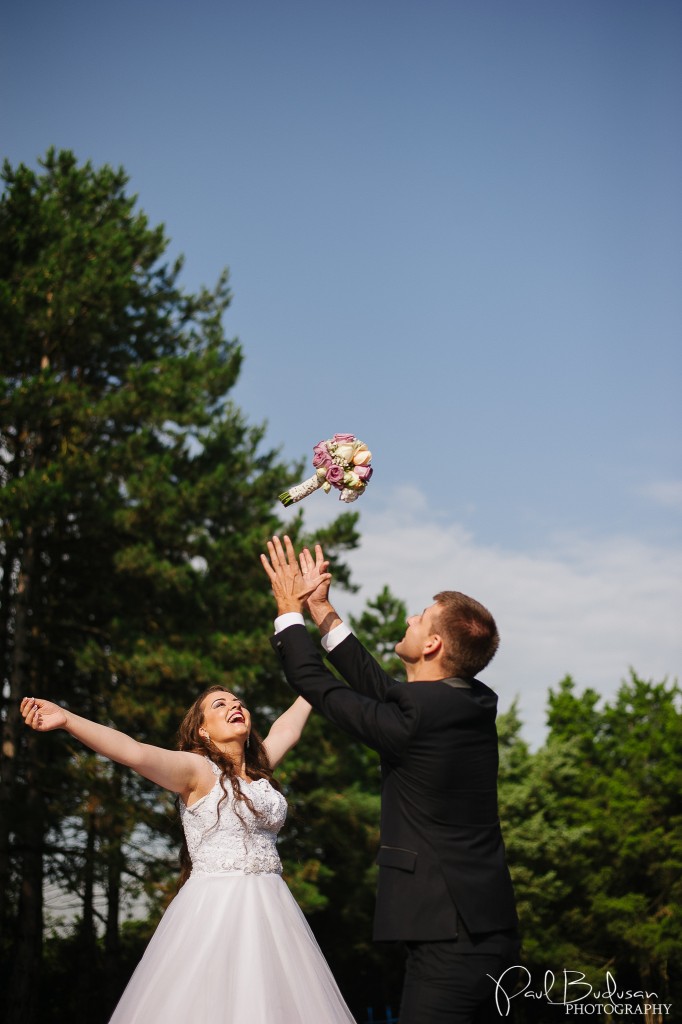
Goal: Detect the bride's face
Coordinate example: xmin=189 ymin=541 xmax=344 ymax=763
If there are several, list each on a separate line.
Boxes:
xmin=200 ymin=691 xmax=251 ymax=748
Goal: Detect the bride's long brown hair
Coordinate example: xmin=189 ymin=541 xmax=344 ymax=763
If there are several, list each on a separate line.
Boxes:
xmin=175 ymin=685 xmax=281 ymax=888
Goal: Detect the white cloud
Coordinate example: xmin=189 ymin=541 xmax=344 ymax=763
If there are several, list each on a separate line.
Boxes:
xmin=640 ymin=480 xmax=682 ymax=512
xmin=287 ymin=485 xmax=682 ymax=748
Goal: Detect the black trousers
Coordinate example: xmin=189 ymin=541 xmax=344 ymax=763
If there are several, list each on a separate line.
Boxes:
xmin=398 ymin=934 xmax=521 ymax=1024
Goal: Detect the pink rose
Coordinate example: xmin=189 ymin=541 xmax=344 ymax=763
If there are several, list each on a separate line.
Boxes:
xmin=333 ymin=433 xmax=355 ymax=443
xmin=354 ymin=465 xmax=373 ymax=481
xmin=312 ymin=442 xmax=332 ymax=468
xmin=326 ymin=464 xmax=345 ymax=486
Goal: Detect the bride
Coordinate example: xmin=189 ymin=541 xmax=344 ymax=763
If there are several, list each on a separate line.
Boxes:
xmin=21 ymin=686 xmax=356 ymax=1023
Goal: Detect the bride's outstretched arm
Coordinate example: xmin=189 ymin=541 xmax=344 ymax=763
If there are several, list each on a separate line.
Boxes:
xmin=20 ymin=696 xmax=205 ymax=799
xmin=262 ymin=696 xmax=313 ymax=769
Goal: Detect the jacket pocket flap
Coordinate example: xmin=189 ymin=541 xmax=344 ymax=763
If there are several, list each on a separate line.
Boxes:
xmin=376 ymin=846 xmax=417 ymax=872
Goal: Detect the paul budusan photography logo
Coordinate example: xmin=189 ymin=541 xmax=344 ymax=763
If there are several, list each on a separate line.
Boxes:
xmin=489 ymin=967 xmax=673 ymax=1017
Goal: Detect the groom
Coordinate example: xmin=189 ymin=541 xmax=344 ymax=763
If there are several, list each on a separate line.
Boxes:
xmin=262 ymin=536 xmax=519 ymax=1024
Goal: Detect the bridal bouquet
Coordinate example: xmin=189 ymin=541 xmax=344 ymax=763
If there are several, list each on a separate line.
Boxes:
xmin=279 ymin=433 xmax=373 ymax=507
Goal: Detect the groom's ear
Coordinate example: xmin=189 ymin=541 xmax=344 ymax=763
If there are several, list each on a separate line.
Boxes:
xmin=423 ymin=633 xmax=443 ymax=657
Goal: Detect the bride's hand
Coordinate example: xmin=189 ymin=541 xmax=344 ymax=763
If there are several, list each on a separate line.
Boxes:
xmin=21 ymin=697 xmax=68 ymax=732
xmin=299 ymin=543 xmax=331 ymax=608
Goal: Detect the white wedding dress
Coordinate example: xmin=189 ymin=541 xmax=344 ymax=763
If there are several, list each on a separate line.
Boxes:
xmin=109 ymin=760 xmax=356 ymax=1023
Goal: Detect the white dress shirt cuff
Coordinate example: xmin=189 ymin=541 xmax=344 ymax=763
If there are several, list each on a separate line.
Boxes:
xmin=274 ymin=612 xmax=305 ymax=633
xmin=321 ymin=622 xmax=352 ymax=652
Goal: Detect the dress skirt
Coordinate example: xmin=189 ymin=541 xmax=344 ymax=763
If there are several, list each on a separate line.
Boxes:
xmin=108 ymin=872 xmax=356 ymax=1023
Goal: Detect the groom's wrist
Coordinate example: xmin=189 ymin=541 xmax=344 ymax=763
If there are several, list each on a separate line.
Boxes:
xmin=274 ymin=611 xmax=305 ymax=633
xmin=311 ymin=602 xmax=342 ymax=636
xmin=308 ymin=599 xmax=333 ymax=624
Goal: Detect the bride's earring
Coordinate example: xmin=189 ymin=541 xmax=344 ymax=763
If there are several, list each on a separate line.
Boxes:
xmin=246 ymin=734 xmax=250 ymax=750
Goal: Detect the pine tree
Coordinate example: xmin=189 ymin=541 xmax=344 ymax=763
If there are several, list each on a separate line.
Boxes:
xmin=0 ymin=149 xmax=359 ymax=1023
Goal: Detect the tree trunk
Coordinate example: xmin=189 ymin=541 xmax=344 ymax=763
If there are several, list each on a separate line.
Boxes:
xmin=73 ymin=811 xmax=99 ymax=1019
xmin=104 ymin=766 xmax=123 ymax=957
xmin=5 ymin=746 xmax=44 ymax=1024
xmin=104 ymin=767 xmax=125 ymax=1015
xmin=0 ymin=533 xmax=35 ymax=940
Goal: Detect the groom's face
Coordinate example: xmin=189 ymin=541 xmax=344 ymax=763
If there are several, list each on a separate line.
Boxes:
xmin=395 ymin=602 xmax=441 ymax=665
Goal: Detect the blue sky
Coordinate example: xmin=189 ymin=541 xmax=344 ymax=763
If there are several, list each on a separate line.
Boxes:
xmin=3 ymin=0 xmax=681 ymax=744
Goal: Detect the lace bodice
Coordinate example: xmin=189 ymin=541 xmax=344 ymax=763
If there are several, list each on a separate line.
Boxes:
xmin=180 ymin=760 xmax=287 ymax=876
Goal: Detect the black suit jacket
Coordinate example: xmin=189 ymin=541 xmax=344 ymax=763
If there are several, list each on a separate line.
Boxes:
xmin=272 ymin=624 xmax=518 ymax=942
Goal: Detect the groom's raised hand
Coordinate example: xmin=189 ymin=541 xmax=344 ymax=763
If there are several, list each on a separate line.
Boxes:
xmin=261 ymin=535 xmax=331 ymax=616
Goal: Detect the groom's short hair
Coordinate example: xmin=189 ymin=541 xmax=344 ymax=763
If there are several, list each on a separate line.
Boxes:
xmin=432 ymin=591 xmax=500 ymax=679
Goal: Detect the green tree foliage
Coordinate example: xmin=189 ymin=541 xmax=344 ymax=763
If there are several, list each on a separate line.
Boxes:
xmin=349 ymin=584 xmax=407 ymax=680
xmin=500 ymin=674 xmax=682 ymax=1019
xmin=0 ymin=149 xmax=360 ymax=1024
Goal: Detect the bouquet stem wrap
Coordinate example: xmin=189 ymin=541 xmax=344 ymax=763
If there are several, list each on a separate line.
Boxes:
xmin=279 ymin=473 xmax=324 ymax=507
